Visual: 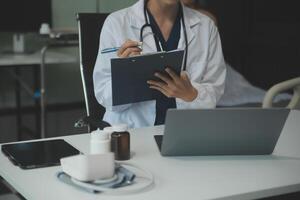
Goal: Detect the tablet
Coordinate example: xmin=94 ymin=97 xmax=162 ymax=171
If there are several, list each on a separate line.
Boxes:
xmin=1 ymin=139 xmax=80 ymax=169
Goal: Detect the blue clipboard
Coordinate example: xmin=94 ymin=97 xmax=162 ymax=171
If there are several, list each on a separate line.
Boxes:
xmin=111 ymin=49 xmax=184 ymax=106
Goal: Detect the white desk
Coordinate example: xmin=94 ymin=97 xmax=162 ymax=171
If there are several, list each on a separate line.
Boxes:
xmin=1 ymin=110 xmax=300 ymax=200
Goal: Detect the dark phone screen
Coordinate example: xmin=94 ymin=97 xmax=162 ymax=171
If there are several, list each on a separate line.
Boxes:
xmin=1 ymin=139 xmax=80 ymax=169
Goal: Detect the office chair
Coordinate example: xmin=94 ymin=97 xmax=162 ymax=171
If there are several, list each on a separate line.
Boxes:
xmin=263 ymin=77 xmax=300 ymax=109
xmin=76 ymin=13 xmax=110 ymax=132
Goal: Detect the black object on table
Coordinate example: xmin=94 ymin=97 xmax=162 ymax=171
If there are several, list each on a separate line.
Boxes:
xmin=1 ymin=139 xmax=80 ymax=169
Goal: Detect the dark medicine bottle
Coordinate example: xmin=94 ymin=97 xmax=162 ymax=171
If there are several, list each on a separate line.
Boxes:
xmin=110 ymin=124 xmax=130 ymax=161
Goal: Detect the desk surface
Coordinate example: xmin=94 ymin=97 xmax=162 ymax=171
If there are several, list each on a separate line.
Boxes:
xmin=1 ymin=110 xmax=300 ymax=200
xmin=0 ymin=51 xmax=77 ymax=66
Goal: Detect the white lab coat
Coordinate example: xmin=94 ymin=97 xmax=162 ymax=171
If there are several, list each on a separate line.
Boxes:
xmin=93 ymin=0 xmax=226 ymax=128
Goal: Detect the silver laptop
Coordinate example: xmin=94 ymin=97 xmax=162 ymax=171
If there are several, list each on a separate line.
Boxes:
xmin=154 ymin=108 xmax=290 ymax=156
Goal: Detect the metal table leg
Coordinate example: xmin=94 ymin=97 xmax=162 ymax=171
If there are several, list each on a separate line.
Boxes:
xmin=33 ymin=66 xmax=41 ymax=139
xmin=7 ymin=66 xmax=37 ymax=140
xmin=40 ymin=46 xmax=48 ymax=138
xmin=39 ymin=41 xmax=79 ymax=138
xmin=14 ymin=67 xmax=22 ymax=141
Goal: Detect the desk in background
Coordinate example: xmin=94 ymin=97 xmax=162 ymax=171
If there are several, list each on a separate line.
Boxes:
xmin=0 ymin=51 xmax=76 ymax=66
xmin=0 ymin=110 xmax=300 ymax=200
xmin=0 ymin=42 xmax=78 ymax=140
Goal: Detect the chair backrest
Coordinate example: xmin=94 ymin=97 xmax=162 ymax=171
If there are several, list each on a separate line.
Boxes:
xmin=76 ymin=13 xmax=109 ymax=122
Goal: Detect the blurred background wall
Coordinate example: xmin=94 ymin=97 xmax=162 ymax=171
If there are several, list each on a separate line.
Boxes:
xmin=0 ymin=0 xmax=299 ymax=143
xmin=0 ymin=0 xmax=137 ymax=143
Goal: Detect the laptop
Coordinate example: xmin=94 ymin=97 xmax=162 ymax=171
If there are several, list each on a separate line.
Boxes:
xmin=154 ymin=108 xmax=290 ymax=156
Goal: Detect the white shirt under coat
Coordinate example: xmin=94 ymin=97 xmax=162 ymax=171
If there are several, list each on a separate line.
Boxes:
xmin=93 ymin=0 xmax=226 ymax=128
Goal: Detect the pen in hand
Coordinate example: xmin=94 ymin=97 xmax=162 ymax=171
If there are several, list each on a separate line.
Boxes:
xmin=101 ymin=42 xmax=143 ymax=54
xmin=101 ymin=47 xmax=121 ymax=54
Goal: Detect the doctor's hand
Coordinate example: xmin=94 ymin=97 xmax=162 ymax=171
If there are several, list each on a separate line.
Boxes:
xmin=147 ymin=68 xmax=198 ymax=102
xmin=117 ymin=40 xmax=142 ymax=58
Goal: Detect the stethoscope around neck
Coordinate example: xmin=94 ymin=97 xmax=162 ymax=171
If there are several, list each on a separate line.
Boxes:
xmin=140 ymin=0 xmax=189 ymax=71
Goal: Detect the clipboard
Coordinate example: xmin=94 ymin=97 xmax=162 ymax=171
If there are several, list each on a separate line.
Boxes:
xmin=111 ymin=49 xmax=184 ymax=106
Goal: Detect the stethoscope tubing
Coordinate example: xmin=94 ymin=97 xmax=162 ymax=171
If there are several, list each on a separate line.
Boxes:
xmin=141 ymin=0 xmax=188 ymax=71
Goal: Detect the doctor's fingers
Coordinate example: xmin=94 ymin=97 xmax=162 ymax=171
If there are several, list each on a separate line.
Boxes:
xmin=117 ymin=40 xmax=141 ymax=56
xmin=165 ymin=68 xmax=181 ymax=83
xmin=148 ymin=80 xmax=177 ymax=96
xmin=129 ymin=51 xmax=141 ymax=57
xmin=180 ymin=71 xmax=191 ymax=81
xmin=153 ymin=71 xmax=187 ymax=91
xmin=148 ymin=76 xmax=180 ymax=91
xmin=147 ymin=80 xmax=167 ymax=89
xmin=154 ymin=72 xmax=173 ymax=85
xmin=179 ymin=72 xmax=194 ymax=88
xmin=149 ymin=85 xmax=172 ymax=98
xmin=118 ymin=47 xmax=141 ymax=58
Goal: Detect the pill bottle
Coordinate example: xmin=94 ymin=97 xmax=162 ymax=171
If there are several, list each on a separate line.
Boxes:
xmin=90 ymin=129 xmax=111 ymax=154
xmin=109 ymin=124 xmax=130 ymax=161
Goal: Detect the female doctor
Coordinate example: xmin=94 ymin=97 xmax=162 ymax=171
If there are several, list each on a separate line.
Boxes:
xmin=93 ymin=0 xmax=226 ymax=128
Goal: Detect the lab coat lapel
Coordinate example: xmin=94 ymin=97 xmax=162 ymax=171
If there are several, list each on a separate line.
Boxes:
xmin=178 ymin=5 xmax=201 ymax=50
xmin=128 ymin=0 xmax=157 ymax=52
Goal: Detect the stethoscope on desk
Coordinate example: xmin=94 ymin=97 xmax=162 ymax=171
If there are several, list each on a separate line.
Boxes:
xmin=140 ymin=0 xmax=189 ymax=71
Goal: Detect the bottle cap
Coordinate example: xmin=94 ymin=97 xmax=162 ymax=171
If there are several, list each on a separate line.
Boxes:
xmin=103 ymin=126 xmax=115 ymax=133
xmin=91 ymin=129 xmax=110 ymax=141
xmin=104 ymin=124 xmax=128 ymax=132
xmin=112 ymin=124 xmax=128 ymax=132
